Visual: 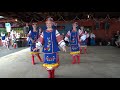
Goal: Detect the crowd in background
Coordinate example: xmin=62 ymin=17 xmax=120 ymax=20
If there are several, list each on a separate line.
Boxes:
xmin=112 ymin=31 xmax=120 ymax=48
xmin=2 ymin=23 xmax=120 ymax=50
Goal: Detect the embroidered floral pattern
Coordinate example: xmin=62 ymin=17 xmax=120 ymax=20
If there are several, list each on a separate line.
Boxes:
xmin=44 ymin=37 xmax=51 ymax=51
xmin=46 ymin=56 xmax=56 ymax=61
xmin=71 ymin=35 xmax=76 ymax=43
xmin=71 ymin=46 xmax=78 ymax=50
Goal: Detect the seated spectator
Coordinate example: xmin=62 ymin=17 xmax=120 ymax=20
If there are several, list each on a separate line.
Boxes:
xmin=1 ymin=32 xmax=6 ymax=47
xmin=114 ymin=31 xmax=120 ymax=46
xmin=115 ymin=34 xmax=120 ymax=47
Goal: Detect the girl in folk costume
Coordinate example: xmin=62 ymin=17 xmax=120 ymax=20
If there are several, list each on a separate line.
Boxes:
xmin=79 ymin=27 xmax=88 ymax=54
xmin=28 ymin=23 xmax=43 ymax=65
xmin=34 ymin=17 xmax=66 ymax=78
xmin=64 ymin=22 xmax=80 ymax=64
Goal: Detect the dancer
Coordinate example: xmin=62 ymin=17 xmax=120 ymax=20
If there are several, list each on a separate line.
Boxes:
xmin=64 ymin=22 xmax=80 ymax=64
xmin=28 ymin=23 xmax=43 ymax=65
xmin=79 ymin=27 xmax=88 ymax=54
xmin=34 ymin=17 xmax=66 ymax=78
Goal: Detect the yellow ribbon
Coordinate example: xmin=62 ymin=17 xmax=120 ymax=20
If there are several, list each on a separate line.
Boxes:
xmin=43 ymin=63 xmax=59 ymax=69
xmin=70 ymin=51 xmax=80 ymax=55
xmin=29 ymin=52 xmax=39 ymax=54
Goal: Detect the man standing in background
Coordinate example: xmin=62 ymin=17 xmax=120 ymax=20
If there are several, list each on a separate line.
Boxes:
xmin=23 ymin=23 xmax=30 ymax=37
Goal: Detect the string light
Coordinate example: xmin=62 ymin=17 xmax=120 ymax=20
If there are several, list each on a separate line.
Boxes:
xmin=88 ymin=15 xmax=89 ymax=18
xmin=0 ymin=16 xmax=4 ymax=18
xmin=15 ymin=19 xmax=17 ymax=21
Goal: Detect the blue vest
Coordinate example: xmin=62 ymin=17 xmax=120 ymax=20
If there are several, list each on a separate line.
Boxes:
xmin=44 ymin=53 xmax=57 ymax=64
xmin=81 ymin=40 xmax=87 ymax=46
xmin=42 ymin=30 xmax=60 ymax=53
xmin=2 ymin=36 xmax=5 ymax=40
xmin=29 ymin=31 xmax=39 ymax=45
xmin=69 ymin=31 xmax=80 ymax=52
xmin=70 ymin=31 xmax=79 ymax=45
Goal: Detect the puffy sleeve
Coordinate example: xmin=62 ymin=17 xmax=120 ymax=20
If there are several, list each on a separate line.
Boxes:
xmin=86 ymin=33 xmax=89 ymax=38
xmin=64 ymin=30 xmax=70 ymax=42
xmin=56 ymin=30 xmax=66 ymax=48
xmin=27 ymin=31 xmax=31 ymax=37
xmin=81 ymin=34 xmax=87 ymax=41
xmin=0 ymin=32 xmax=2 ymax=36
xmin=78 ymin=29 xmax=83 ymax=36
xmin=36 ymin=32 xmax=44 ymax=49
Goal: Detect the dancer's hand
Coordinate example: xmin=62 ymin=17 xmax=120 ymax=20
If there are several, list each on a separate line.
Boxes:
xmin=80 ymin=39 xmax=83 ymax=42
xmin=30 ymin=38 xmax=34 ymax=43
xmin=62 ymin=46 xmax=66 ymax=52
xmin=32 ymin=40 xmax=35 ymax=43
xmin=33 ymin=47 xmax=38 ymax=51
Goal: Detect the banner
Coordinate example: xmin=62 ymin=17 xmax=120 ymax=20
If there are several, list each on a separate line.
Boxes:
xmin=5 ymin=23 xmax=11 ymax=32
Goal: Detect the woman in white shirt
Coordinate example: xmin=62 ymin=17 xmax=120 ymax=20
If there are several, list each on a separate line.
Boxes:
xmin=1 ymin=32 xmax=6 ymax=47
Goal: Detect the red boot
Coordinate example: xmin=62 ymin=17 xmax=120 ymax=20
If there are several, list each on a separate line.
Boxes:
xmin=80 ymin=48 xmax=82 ymax=54
xmin=32 ymin=55 xmax=35 ymax=65
xmin=48 ymin=70 xmax=52 ymax=78
xmin=51 ymin=69 xmax=55 ymax=78
xmin=84 ymin=48 xmax=87 ymax=54
xmin=36 ymin=54 xmax=43 ymax=62
xmin=72 ymin=55 xmax=76 ymax=64
xmin=77 ymin=55 xmax=80 ymax=64
xmin=14 ymin=44 xmax=16 ymax=49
